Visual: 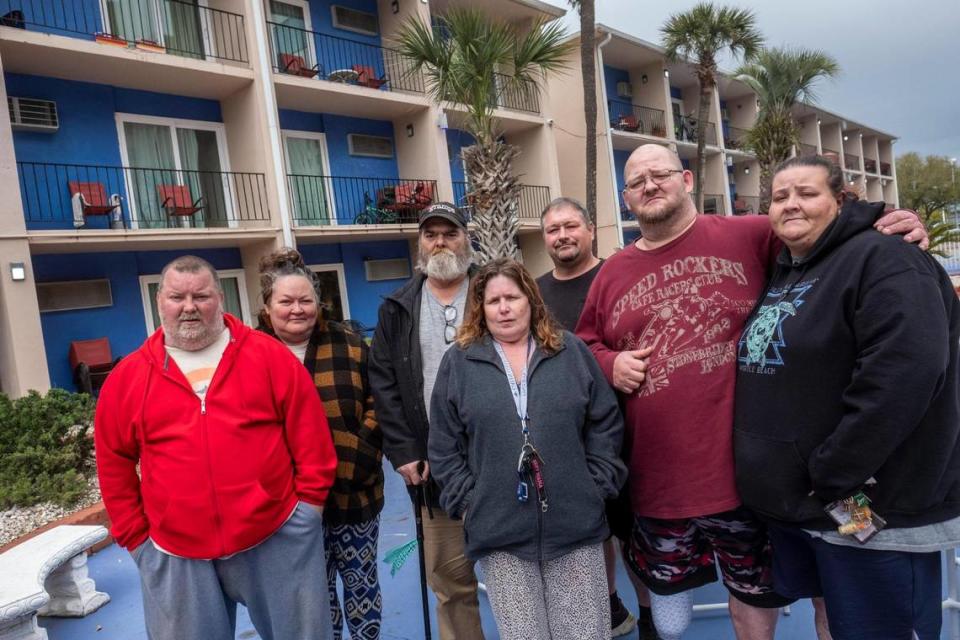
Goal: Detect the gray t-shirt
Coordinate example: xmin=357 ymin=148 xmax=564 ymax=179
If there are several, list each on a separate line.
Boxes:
xmin=805 ymin=514 xmax=960 ymax=552
xmin=420 ymin=279 xmax=468 ymax=417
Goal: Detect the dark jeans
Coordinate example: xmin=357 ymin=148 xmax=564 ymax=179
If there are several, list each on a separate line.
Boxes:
xmin=769 ymin=523 xmax=942 ymax=640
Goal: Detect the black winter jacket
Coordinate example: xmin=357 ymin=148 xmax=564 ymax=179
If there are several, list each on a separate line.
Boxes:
xmin=733 ymin=198 xmax=960 ymax=530
xmin=368 ymin=269 xmax=476 ymax=509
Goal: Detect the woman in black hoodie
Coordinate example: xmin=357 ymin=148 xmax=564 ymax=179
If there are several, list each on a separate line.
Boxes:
xmin=733 ymin=155 xmax=960 ymax=640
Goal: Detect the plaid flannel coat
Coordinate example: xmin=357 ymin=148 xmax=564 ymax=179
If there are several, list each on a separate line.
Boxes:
xmin=259 ymin=319 xmax=384 ymax=526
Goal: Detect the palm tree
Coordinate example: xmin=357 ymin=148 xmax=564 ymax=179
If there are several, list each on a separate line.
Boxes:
xmin=735 ymin=47 xmax=839 ymax=211
xmin=569 ymin=0 xmax=598 ymax=253
xmin=661 ymin=2 xmax=762 ymax=212
xmin=395 ymin=9 xmax=572 ymax=262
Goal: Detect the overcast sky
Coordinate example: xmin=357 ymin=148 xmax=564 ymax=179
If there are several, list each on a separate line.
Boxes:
xmin=544 ymin=0 xmax=960 ymax=161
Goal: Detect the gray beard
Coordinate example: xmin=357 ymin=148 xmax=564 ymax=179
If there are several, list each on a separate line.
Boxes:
xmin=419 ymin=249 xmax=472 ymax=282
xmin=162 ymin=314 xmax=226 ymax=351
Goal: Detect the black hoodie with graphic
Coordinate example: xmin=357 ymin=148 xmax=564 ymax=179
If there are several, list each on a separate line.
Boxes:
xmin=733 ymin=198 xmax=960 ymax=530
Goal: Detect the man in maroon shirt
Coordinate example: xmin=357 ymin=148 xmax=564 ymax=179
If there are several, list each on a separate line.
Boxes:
xmin=576 ymin=144 xmax=925 ymax=640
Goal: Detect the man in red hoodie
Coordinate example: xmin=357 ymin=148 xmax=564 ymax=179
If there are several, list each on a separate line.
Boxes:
xmin=95 ymin=255 xmax=338 ymax=640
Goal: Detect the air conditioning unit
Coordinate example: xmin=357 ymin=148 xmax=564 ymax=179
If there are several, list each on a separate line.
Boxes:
xmin=331 ymin=5 xmax=379 ymax=36
xmin=616 ymin=82 xmax=632 ymax=98
xmin=347 ymin=134 xmax=394 ymax=158
xmin=364 ymin=258 xmax=410 ymax=282
xmin=8 ymin=97 xmax=59 ymax=132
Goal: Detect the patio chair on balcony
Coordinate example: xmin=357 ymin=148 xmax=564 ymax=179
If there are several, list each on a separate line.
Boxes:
xmin=68 ymin=181 xmax=123 ymax=229
xmin=613 ymin=114 xmax=641 ymax=133
xmin=69 ymin=337 xmax=121 ymax=394
xmin=733 ymin=198 xmax=753 ymax=215
xmin=387 ymin=182 xmax=434 ymax=221
xmin=353 ymin=64 xmax=387 ymax=89
xmin=158 ymin=184 xmax=204 ymax=223
xmin=280 ymin=53 xmax=321 ymax=78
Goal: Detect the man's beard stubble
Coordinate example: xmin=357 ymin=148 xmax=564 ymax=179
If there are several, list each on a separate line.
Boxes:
xmin=162 ymin=312 xmax=226 ymax=351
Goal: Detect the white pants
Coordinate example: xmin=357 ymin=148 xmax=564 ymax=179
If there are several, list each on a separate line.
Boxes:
xmin=479 ymin=543 xmax=609 ymax=640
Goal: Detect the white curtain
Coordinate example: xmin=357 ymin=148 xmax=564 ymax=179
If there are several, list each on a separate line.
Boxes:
xmin=270 ymin=1 xmax=311 ymax=67
xmin=106 ymin=0 xmax=160 ymax=42
xmin=286 ymin=137 xmax=329 ymax=225
xmin=123 ymin=122 xmax=175 ymax=228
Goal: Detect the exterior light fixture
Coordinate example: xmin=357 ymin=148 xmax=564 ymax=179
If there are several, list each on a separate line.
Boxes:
xmin=10 ymin=262 xmax=25 ymax=281
xmin=843 ymin=135 xmax=849 ymax=141
xmin=641 ymin=74 xmax=648 ymax=84
xmin=391 ymin=0 xmax=399 ymax=12
xmin=406 ymin=124 xmax=415 ymax=137
xmin=817 ymin=119 xmax=822 ymax=125
xmin=663 ymin=69 xmax=670 ymax=78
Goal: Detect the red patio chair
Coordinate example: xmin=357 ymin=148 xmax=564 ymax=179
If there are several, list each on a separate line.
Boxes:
xmin=733 ymin=198 xmax=752 ymax=215
xmin=158 ymin=184 xmax=204 ymax=217
xmin=352 ymin=64 xmax=387 ymax=89
xmin=68 ymin=181 xmax=121 ymax=217
xmin=412 ymin=181 xmax=434 ymax=208
xmin=69 ymin=337 xmax=120 ymax=394
xmin=615 ymin=114 xmax=640 ymax=132
xmin=280 ymin=53 xmax=320 ymax=78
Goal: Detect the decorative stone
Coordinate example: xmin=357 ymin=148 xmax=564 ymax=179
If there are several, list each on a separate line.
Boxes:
xmin=0 ymin=526 xmax=108 ymax=640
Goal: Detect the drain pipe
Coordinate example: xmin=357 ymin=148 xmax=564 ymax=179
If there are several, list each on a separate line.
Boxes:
xmin=248 ymin=0 xmax=293 ymax=247
xmin=596 ymin=31 xmax=624 ymax=248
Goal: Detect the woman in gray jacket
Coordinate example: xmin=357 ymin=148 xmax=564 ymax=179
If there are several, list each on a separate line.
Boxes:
xmin=429 ymin=258 xmax=627 ymax=640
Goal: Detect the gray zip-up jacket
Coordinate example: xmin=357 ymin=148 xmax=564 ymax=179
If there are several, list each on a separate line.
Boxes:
xmin=429 ymin=331 xmax=627 ymax=562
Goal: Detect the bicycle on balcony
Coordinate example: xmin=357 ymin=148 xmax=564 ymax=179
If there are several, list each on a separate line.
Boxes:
xmin=354 ymin=192 xmax=398 ymax=225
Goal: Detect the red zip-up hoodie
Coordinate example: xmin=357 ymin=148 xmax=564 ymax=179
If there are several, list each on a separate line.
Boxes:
xmin=95 ymin=314 xmax=337 ymax=559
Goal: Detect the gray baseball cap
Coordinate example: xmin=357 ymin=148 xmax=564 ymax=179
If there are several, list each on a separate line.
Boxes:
xmin=418 ymin=202 xmax=468 ymax=229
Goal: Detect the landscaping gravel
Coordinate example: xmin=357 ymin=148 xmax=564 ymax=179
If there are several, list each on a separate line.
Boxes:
xmin=0 ymin=474 xmax=101 ymax=547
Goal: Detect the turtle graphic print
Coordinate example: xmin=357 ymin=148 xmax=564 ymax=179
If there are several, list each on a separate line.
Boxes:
xmin=737 ymin=280 xmax=814 ymax=373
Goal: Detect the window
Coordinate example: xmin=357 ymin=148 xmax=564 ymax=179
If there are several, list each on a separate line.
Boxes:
xmin=139 ymin=269 xmax=251 ymax=333
xmin=307 ymin=263 xmax=350 ymax=321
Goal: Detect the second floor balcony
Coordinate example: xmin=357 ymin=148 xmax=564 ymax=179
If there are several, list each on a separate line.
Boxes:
xmin=723 ymin=125 xmax=750 ymax=151
xmin=0 ymin=0 xmax=248 ymax=64
xmin=844 ymin=153 xmax=861 ymax=171
xmin=608 ymin=100 xmax=667 ymax=138
xmin=881 ymin=161 xmax=892 ymax=176
xmin=287 ymin=175 xmax=437 ymax=226
xmin=267 ymin=22 xmax=424 ymax=94
xmin=703 ymin=193 xmax=726 ymax=215
xmin=798 ymin=142 xmax=818 ymax=156
xmin=865 ymin=158 xmax=878 ymax=173
xmin=17 ymin=161 xmax=269 ymax=230
xmin=453 ymin=181 xmax=551 ymax=221
xmin=733 ymin=195 xmax=760 ymax=215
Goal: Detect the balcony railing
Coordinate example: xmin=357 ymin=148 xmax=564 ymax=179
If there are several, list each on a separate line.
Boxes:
xmin=821 ymin=147 xmax=841 ymax=163
xmin=880 ymin=161 xmax=892 ymax=176
xmin=676 ymin=115 xmax=718 ymax=146
xmin=798 ymin=142 xmax=818 ymax=156
xmin=844 ymin=153 xmax=861 ymax=171
xmin=723 ymin=125 xmax=750 ymax=151
xmin=491 ymin=73 xmax=540 ymax=114
xmin=733 ymin=195 xmax=760 ymax=215
xmin=453 ymin=181 xmax=551 ymax=220
xmin=0 ymin=0 xmax=248 ymax=63
xmin=935 ymin=239 xmax=960 ymax=275
xmin=608 ymin=101 xmax=668 ymax=137
xmin=17 ymin=162 xmax=269 ymax=230
xmin=703 ymin=193 xmax=726 ymax=215
xmin=266 ymin=22 xmax=425 ymax=94
xmin=288 ymin=175 xmax=437 ymax=226
xmin=864 ymin=158 xmax=878 ymax=173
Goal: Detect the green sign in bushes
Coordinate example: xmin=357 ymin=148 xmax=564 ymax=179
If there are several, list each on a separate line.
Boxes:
xmin=0 ymin=389 xmax=95 ymax=509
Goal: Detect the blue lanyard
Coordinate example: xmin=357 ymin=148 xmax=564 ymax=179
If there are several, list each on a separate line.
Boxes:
xmin=493 ymin=336 xmax=534 ymax=438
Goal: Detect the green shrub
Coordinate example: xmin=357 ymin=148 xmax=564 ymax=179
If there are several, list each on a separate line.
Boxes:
xmin=0 ymin=389 xmax=95 ymax=508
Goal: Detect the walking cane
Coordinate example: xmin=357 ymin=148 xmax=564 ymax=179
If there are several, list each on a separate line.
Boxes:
xmin=414 ymin=463 xmax=434 ymax=640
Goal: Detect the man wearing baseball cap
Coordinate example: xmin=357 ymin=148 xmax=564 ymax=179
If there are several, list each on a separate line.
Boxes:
xmin=370 ymin=203 xmax=485 ymax=639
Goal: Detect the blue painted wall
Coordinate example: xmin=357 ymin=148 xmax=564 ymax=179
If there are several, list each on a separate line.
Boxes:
xmin=603 ymin=65 xmax=629 ymax=105
xmin=32 ymin=248 xmax=242 ymax=391
xmin=670 ymin=86 xmax=682 ymax=100
xmin=298 ymin=239 xmax=411 ymax=330
xmin=8 ymin=73 xmax=222 ymax=230
xmin=445 ymin=129 xmax=477 ymax=183
xmin=279 ymin=109 xmax=326 ymax=134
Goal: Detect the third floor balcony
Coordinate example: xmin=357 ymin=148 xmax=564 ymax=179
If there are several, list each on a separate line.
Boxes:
xmin=723 ymin=125 xmax=750 ymax=152
xmin=0 ymin=0 xmax=248 ymax=64
xmin=608 ymin=100 xmax=667 ymax=138
xmin=675 ymin=114 xmax=718 ymax=147
xmin=453 ymin=181 xmax=551 ymax=222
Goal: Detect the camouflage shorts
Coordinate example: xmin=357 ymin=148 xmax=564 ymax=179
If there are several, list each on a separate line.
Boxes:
xmin=625 ymin=506 xmax=794 ymax=608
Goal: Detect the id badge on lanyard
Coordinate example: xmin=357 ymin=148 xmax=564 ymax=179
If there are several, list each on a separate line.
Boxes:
xmin=495 ymin=337 xmax=548 ymax=512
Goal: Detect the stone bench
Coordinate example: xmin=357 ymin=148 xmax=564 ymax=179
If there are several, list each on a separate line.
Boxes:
xmin=0 ymin=525 xmax=110 ymax=640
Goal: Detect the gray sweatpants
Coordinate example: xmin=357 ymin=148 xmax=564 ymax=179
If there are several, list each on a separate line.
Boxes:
xmin=132 ymin=501 xmax=334 ymax=640
xmin=479 ymin=543 xmax=609 ymax=640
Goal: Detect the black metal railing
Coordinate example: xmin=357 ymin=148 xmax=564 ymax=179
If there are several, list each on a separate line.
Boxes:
xmin=864 ymin=158 xmax=878 ymax=173
xmin=17 ymin=161 xmax=268 ymax=229
xmin=287 ymin=175 xmax=437 ymax=225
xmin=723 ymin=125 xmax=750 ymax=150
xmin=844 ymin=153 xmax=861 ymax=171
xmin=0 ymin=0 xmax=248 ymax=63
xmin=452 ymin=181 xmax=550 ymax=220
xmin=491 ymin=73 xmax=540 ymax=113
xmin=703 ymin=193 xmax=726 ymax=215
xmin=608 ymin=101 xmax=667 ymax=137
xmin=266 ymin=21 xmax=425 ymax=94
xmin=799 ymin=142 xmax=818 ymax=156
xmin=733 ymin=195 xmax=760 ymax=215
xmin=880 ymin=161 xmax=892 ymax=176
xmin=675 ymin=114 xmax=718 ymax=146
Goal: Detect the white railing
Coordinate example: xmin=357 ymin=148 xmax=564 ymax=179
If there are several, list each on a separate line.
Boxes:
xmin=935 ymin=239 xmax=960 ymax=275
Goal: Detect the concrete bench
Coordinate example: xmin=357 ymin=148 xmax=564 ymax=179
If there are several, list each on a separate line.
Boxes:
xmin=0 ymin=525 xmax=110 ymax=640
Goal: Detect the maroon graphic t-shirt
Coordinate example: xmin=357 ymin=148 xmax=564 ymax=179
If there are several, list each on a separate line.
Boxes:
xmin=577 ymin=215 xmax=778 ymax=519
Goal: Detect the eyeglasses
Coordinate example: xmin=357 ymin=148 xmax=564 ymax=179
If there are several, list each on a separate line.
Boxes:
xmin=623 ymin=169 xmax=683 ymax=193
xmin=443 ymin=304 xmax=458 ymax=344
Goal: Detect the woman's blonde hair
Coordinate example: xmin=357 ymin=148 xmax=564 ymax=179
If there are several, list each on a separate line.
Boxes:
xmin=456 ymin=258 xmax=563 ymax=353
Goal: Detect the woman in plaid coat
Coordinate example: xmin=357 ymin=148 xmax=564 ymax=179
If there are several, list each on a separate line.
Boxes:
xmin=257 ymin=248 xmax=385 ymax=640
